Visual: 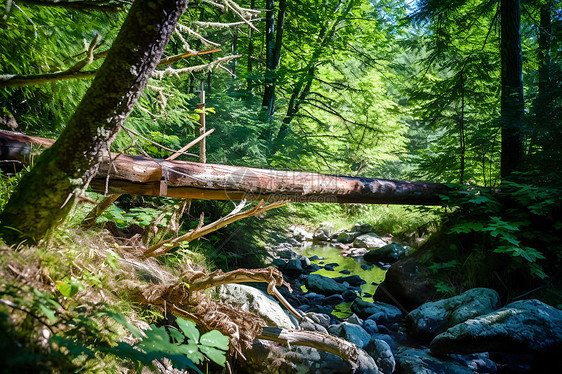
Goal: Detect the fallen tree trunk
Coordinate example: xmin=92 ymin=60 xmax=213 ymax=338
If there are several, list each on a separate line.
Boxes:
xmin=0 ymin=130 xmax=449 ymax=205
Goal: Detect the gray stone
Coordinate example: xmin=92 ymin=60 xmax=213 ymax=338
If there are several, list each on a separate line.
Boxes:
xmin=449 ymin=353 xmax=497 ymax=373
xmin=354 ymin=223 xmax=374 ymax=234
xmin=364 ymin=242 xmax=409 ymax=264
xmin=313 ymin=228 xmax=330 ymax=242
xmin=365 ymin=339 xmax=395 ymax=374
xmin=351 ymin=299 xmax=403 ymax=324
xmin=346 ymin=313 xmax=363 ymax=326
xmin=305 ymin=274 xmax=348 ymax=295
xmin=306 ymin=312 xmax=331 ymax=328
xmin=334 ymin=275 xmax=366 ymax=287
xmin=272 ymin=258 xmax=287 ymax=268
xmin=328 ymin=322 xmax=372 ymax=349
xmin=278 ymin=249 xmax=297 ymax=259
xmin=337 ymin=231 xmax=361 ymax=244
xmin=363 ymin=319 xmax=379 ymax=335
xmin=406 ymin=288 xmax=501 ymax=341
xmin=354 ymin=233 xmax=387 ymax=249
xmin=396 ymin=348 xmax=475 ymax=374
xmin=430 ymin=299 xmax=562 ymax=356
xmin=285 ymin=258 xmax=304 ymax=272
xmin=342 ymin=289 xmax=358 ymax=301
xmin=218 ymin=284 xmax=297 ymax=329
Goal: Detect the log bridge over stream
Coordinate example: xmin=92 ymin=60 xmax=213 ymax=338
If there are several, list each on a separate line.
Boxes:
xmin=0 ymin=130 xmax=448 ymax=205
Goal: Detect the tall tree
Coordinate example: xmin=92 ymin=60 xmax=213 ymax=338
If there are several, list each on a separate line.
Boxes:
xmin=500 ymin=0 xmax=525 ymax=178
xmin=0 ymin=0 xmax=189 ymax=244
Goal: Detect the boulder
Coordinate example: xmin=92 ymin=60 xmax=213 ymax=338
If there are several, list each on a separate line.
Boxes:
xmin=328 ymin=322 xmax=372 ymax=349
xmin=313 ymin=228 xmax=330 ymax=242
xmin=351 ymin=299 xmax=403 ymax=324
xmin=406 ymin=288 xmax=501 ymax=341
xmin=364 ymin=242 xmax=409 ymax=264
xmin=304 ymin=274 xmax=348 ymax=295
xmin=363 ymin=319 xmax=379 ymax=335
xmin=336 ymin=231 xmax=361 ymax=244
xmin=218 ymin=284 xmax=297 ymax=329
xmin=373 ymin=257 xmax=435 ymax=311
xmin=353 ymin=233 xmax=387 ymax=249
xmin=285 ymin=258 xmax=304 ymax=272
xmin=430 ymin=299 xmax=562 ymax=357
xmin=395 ymin=348 xmax=475 ymax=374
xmin=365 ymin=339 xmax=395 ymax=374
xmin=334 ymin=275 xmax=366 ymax=287
xmin=353 ymin=223 xmax=374 ymax=234
xmin=449 ymin=353 xmax=497 ymax=374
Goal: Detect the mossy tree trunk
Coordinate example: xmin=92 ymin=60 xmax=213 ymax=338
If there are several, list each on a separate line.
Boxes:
xmin=0 ymin=0 xmax=189 ymax=244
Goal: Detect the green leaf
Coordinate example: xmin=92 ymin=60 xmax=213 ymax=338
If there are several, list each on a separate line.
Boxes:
xmin=176 ymin=318 xmax=200 ymax=343
xmin=56 ymin=277 xmax=83 ymax=298
xmin=200 ymin=329 xmax=229 ymax=350
xmin=38 ymin=303 xmax=57 ymax=323
xmin=199 ymin=345 xmax=227 ymax=367
xmin=100 ymin=309 xmax=142 ymax=338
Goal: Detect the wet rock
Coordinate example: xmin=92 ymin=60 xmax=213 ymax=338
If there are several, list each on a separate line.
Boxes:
xmin=337 ymin=231 xmax=361 ymax=244
xmin=395 ymin=348 xmax=475 ymax=374
xmin=324 ymin=264 xmax=335 ymax=271
xmin=309 ymin=255 xmax=322 ymax=261
xmin=373 ymin=257 xmax=435 ymax=311
xmin=449 ymin=353 xmax=497 ymax=374
xmin=306 ymin=312 xmax=331 ymax=329
xmin=328 ymin=322 xmax=372 ymax=349
xmin=278 ymin=249 xmax=298 ymax=259
xmin=334 ymin=275 xmax=366 ymax=287
xmin=406 ymin=288 xmax=501 ymax=341
xmin=351 ymin=299 xmax=403 ymax=324
xmin=339 ymin=269 xmax=352 ymax=275
xmin=285 ymin=258 xmax=304 ymax=272
xmin=218 ymin=284 xmax=297 ymax=329
xmin=361 ymin=264 xmax=374 ymax=270
xmin=430 ymin=299 xmax=562 ymax=357
xmin=372 ymin=333 xmax=397 ymax=353
xmin=305 ymin=274 xmax=348 ymax=295
xmin=272 ymin=258 xmax=287 ymax=268
xmin=354 ymin=233 xmax=387 ymax=249
xmin=346 ymin=313 xmax=363 ymax=326
xmin=363 ymin=319 xmax=379 ymax=335
xmin=365 ymin=339 xmax=395 ymax=374
xmin=354 ymin=223 xmax=374 ymax=234
xmin=313 ymin=228 xmax=330 ymax=242
xmin=342 ymin=289 xmax=358 ymax=301
xmin=364 ymin=242 xmax=409 ymax=264
xmin=324 ymin=294 xmax=344 ymax=305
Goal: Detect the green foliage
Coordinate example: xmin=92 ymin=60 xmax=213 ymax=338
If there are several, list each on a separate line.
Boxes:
xmin=443 ymin=175 xmax=562 ymax=280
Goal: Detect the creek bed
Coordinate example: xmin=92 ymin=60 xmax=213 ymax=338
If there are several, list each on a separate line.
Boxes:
xmin=299 ymin=245 xmax=388 ymax=318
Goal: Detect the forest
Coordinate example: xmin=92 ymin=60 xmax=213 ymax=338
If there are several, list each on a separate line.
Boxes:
xmin=0 ymin=0 xmax=561 ymax=372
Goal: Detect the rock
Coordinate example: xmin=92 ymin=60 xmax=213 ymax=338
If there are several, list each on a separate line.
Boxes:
xmin=323 ymin=294 xmax=344 ymax=305
xmin=323 ymin=264 xmax=335 ymax=271
xmin=299 ymin=316 xmax=329 ymax=333
xmin=339 ymin=269 xmax=352 ymax=275
xmin=353 ymin=233 xmax=387 ymax=249
xmin=371 ymin=333 xmax=397 ymax=353
xmin=328 ymin=322 xmax=372 ymax=349
xmin=395 ymin=348 xmax=475 ymax=374
xmin=278 ymin=249 xmax=297 ymax=259
xmin=430 ymin=299 xmax=562 ymax=357
xmin=351 ymin=299 xmax=403 ymax=324
xmin=306 ymin=312 xmax=332 ymax=329
xmin=353 ymin=223 xmax=374 ymax=234
xmin=309 ymin=255 xmax=322 ymax=261
xmin=313 ymin=228 xmax=330 ymax=242
xmin=337 ymin=231 xmax=361 ymax=244
xmin=364 ymin=242 xmax=409 ymax=264
xmin=373 ymin=257 xmax=435 ymax=311
xmin=272 ymin=258 xmax=287 ymax=268
xmin=361 ymin=264 xmax=374 ymax=270
xmin=218 ymin=284 xmax=297 ymax=329
xmin=406 ymin=288 xmax=501 ymax=341
xmin=365 ymin=339 xmax=395 ymax=374
xmin=285 ymin=258 xmax=304 ymax=272
xmin=342 ymin=289 xmax=358 ymax=301
xmin=305 ymin=274 xmax=348 ymax=295
xmin=363 ymin=319 xmax=379 ymax=335
xmin=449 ymin=353 xmax=497 ymax=374
xmin=346 ymin=313 xmax=363 ymax=326
xmin=309 ymin=304 xmax=334 ymax=315
xmin=334 ymin=275 xmax=366 ymax=287
xmin=291 ymin=225 xmax=313 ymax=241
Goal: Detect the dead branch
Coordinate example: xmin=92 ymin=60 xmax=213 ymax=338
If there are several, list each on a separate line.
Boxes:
xmin=144 ymin=200 xmax=287 ymax=257
xmin=151 ymin=55 xmax=242 ymax=79
xmin=0 ymin=49 xmax=222 ymax=88
xmin=257 ymin=327 xmax=363 ymax=370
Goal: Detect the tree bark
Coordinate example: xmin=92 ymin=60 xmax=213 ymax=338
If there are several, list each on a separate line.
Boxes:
xmin=500 ymin=0 xmax=525 ymax=179
xmin=0 ymin=0 xmax=189 ymax=245
xmin=0 ymin=131 xmax=449 ymax=206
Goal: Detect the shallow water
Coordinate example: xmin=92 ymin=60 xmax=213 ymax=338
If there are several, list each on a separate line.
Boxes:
xmin=299 ymin=245 xmax=387 ymax=315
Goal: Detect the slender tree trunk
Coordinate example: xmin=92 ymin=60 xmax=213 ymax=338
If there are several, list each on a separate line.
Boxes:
xmin=261 ymin=0 xmax=286 ymax=117
xmin=246 ymin=0 xmax=256 ymax=89
xmin=500 ymin=0 xmax=525 ymax=179
xmin=0 ymin=0 xmax=189 ymax=244
xmin=459 ymin=72 xmax=466 ymax=184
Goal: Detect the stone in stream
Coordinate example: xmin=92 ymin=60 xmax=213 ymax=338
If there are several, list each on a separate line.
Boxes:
xmin=336 ymin=231 xmax=362 ymax=244
xmin=406 ymin=288 xmax=501 ymax=341
xmin=351 ymin=299 xmax=403 ymax=324
xmin=342 ymin=289 xmax=358 ymax=301
xmin=328 ymin=322 xmax=372 ymax=349
xmin=218 ymin=284 xmax=298 ymax=329
xmin=363 ymin=242 xmax=409 ymax=264
xmin=339 ymin=269 xmax=352 ymax=274
xmin=334 ymin=274 xmax=366 ymax=287
xmin=395 ymin=348 xmax=475 ymax=374
xmin=430 ymin=299 xmax=562 ymax=358
xmin=353 ymin=233 xmax=387 ymax=249
xmin=353 ymin=223 xmax=374 ymax=234
xmin=363 ymin=319 xmax=379 ymax=335
xmin=285 ymin=258 xmax=304 ymax=272
xmin=365 ymin=339 xmax=395 ymax=374
xmin=304 ymin=274 xmax=348 ymax=295
xmin=361 ymin=264 xmax=374 ymax=270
